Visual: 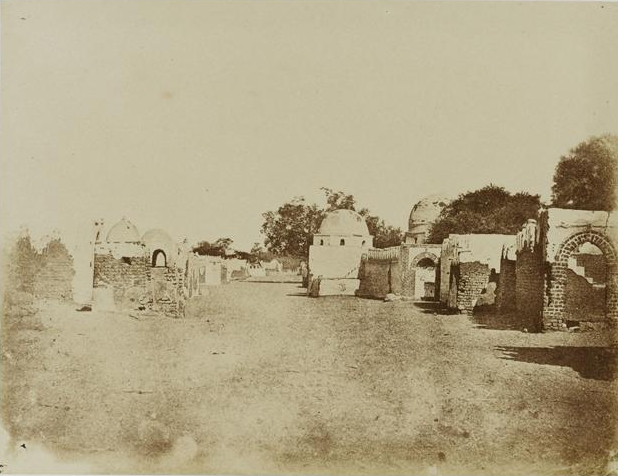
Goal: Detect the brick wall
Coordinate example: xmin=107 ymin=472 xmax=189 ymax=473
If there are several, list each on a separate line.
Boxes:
xmin=495 ymin=257 xmax=516 ymax=312
xmin=564 ymin=269 xmax=606 ymax=322
xmin=455 ymin=261 xmax=490 ymax=315
xmin=93 ymin=252 xmax=149 ymax=308
xmin=574 ymin=253 xmax=606 ymax=283
xmin=515 ymin=248 xmax=544 ymax=329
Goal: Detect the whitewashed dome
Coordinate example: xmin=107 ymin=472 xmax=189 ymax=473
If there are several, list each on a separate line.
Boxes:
xmin=319 ymin=209 xmax=369 ymax=236
xmin=409 ymin=194 xmax=450 ymax=231
xmin=106 ymin=217 xmax=141 ymax=243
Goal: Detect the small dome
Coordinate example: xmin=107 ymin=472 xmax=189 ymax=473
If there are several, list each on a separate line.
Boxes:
xmin=141 ymin=228 xmax=173 ymax=249
xmin=106 ymin=217 xmax=141 ymax=243
xmin=409 ymin=194 xmax=450 ymax=231
xmin=319 ymin=209 xmax=370 ymax=236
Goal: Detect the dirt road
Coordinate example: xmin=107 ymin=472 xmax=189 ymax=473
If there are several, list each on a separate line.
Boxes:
xmin=2 ymin=282 xmax=616 ymax=474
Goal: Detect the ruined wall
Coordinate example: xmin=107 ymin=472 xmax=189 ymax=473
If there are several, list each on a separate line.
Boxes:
xmin=186 ymin=255 xmax=222 ymax=297
xmin=564 ymin=269 xmax=606 ymax=322
xmin=514 ymin=247 xmax=545 ymax=327
xmin=495 ymin=257 xmax=516 ymax=312
xmin=93 ymin=252 xmax=149 ymax=308
xmin=454 ymin=261 xmax=490 ymax=314
xmin=34 ymin=239 xmax=75 ymax=301
xmin=357 ymin=256 xmax=400 ymax=299
xmin=439 ymin=234 xmax=515 ymax=306
xmin=400 ymin=245 xmax=440 ymax=299
xmin=146 ymin=266 xmax=185 ymax=317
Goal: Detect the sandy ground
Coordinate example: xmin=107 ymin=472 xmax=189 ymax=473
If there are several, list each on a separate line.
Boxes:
xmin=1 ymin=282 xmax=617 ymax=475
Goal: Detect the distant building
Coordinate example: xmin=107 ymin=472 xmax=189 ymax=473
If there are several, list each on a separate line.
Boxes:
xmin=307 ymin=209 xmax=373 ymax=296
xmin=404 ymin=194 xmax=449 ymax=245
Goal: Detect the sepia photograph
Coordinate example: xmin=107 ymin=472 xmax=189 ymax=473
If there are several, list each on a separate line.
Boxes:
xmin=1 ymin=1 xmax=617 ymax=474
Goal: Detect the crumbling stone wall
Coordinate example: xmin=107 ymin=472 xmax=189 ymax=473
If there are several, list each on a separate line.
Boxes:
xmin=34 ymin=239 xmax=75 ymax=301
xmin=454 ymin=261 xmax=490 ymax=315
xmin=93 ymin=252 xmax=149 ymax=308
xmin=544 ymin=230 xmax=617 ymax=329
xmin=495 ymin=257 xmax=516 ymax=312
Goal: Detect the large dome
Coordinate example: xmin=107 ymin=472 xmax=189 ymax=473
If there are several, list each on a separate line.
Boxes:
xmin=319 ymin=209 xmax=370 ymax=236
xmin=106 ymin=217 xmax=141 ymax=243
xmin=408 ymin=194 xmax=450 ymax=231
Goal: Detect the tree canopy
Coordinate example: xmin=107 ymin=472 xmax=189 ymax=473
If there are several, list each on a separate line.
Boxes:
xmin=551 ymin=134 xmax=618 ymax=211
xmin=192 ymin=237 xmax=234 ymax=257
xmin=260 ymin=189 xmax=404 ymax=258
xmin=427 ymin=185 xmax=541 ymax=244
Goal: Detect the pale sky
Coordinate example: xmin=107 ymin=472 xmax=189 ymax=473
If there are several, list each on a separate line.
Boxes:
xmin=2 ymin=1 xmax=617 ymax=252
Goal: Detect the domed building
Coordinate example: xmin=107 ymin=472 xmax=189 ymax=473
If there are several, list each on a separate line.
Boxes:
xmin=307 ymin=209 xmax=374 ymax=296
xmin=313 ymin=209 xmax=373 ymax=248
xmin=106 ymin=217 xmax=142 ymax=243
xmin=91 ymin=218 xmax=195 ymax=317
xmin=405 ymin=194 xmax=450 ymax=245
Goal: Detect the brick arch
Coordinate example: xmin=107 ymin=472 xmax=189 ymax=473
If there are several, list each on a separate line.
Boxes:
xmin=411 ymin=251 xmax=439 ymax=267
xmin=549 ymin=231 xmax=618 ymax=324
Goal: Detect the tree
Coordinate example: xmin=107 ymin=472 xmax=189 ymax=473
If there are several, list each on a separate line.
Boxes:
xmin=261 ymin=197 xmax=325 ymax=258
xmin=427 ymin=185 xmax=541 ymax=244
xmin=260 ymin=189 xmax=404 ymax=257
xmin=192 ymin=237 xmax=234 ymax=257
xmin=551 ymin=134 xmax=618 ymax=211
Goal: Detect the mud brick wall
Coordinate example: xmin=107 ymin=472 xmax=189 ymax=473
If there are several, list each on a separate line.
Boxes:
xmin=357 ymin=258 xmax=401 ymax=299
xmin=34 ymin=239 xmax=75 ymax=301
xmin=564 ymin=269 xmax=606 ymax=322
xmin=455 ymin=261 xmax=490 ymax=314
xmin=574 ymin=253 xmax=607 ymax=283
xmin=515 ymin=248 xmax=544 ymax=328
xmin=495 ymin=257 xmax=516 ymax=312
xmin=93 ymin=252 xmax=148 ymax=308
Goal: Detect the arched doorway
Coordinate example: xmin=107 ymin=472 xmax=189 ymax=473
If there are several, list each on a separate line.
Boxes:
xmin=152 ymin=249 xmax=167 ymax=267
xmin=412 ymin=252 xmax=438 ymax=300
xmin=551 ymin=231 xmax=617 ymax=324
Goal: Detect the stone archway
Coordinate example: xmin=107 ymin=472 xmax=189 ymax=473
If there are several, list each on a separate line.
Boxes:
xmin=411 ymin=252 xmax=439 ymax=300
xmin=548 ymin=231 xmax=618 ymax=325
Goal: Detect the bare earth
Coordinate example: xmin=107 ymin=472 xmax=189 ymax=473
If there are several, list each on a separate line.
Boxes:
xmin=2 ymin=282 xmax=617 ymax=475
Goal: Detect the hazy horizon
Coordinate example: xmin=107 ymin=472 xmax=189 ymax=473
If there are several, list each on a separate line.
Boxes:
xmin=2 ymin=1 xmax=617 ymax=253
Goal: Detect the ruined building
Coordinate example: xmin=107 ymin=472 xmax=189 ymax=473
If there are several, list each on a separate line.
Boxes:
xmin=439 ymin=234 xmax=516 ymax=315
xmin=513 ymin=208 xmax=617 ymax=330
xmin=357 ymin=195 xmax=447 ymax=300
xmin=91 ymin=217 xmax=226 ymax=317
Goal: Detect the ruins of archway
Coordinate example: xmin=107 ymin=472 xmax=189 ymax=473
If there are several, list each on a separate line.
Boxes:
xmin=411 ymin=252 xmax=439 ymax=300
xmin=548 ymin=231 xmax=617 ymax=325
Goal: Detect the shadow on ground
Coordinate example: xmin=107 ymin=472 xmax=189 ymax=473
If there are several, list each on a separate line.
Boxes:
xmin=413 ymin=301 xmax=458 ymax=315
xmin=496 ymin=345 xmax=618 ymax=381
xmin=470 ymin=309 xmax=539 ymax=331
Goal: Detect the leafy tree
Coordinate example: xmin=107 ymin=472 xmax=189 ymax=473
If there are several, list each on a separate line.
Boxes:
xmin=261 ymin=189 xmax=404 ymax=257
xmin=261 ymin=197 xmax=325 ymax=258
xmin=551 ymin=134 xmax=618 ymax=211
xmin=192 ymin=237 xmax=234 ymax=257
xmin=427 ymin=185 xmax=541 ymax=244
